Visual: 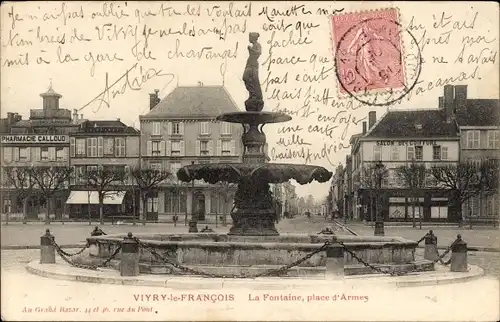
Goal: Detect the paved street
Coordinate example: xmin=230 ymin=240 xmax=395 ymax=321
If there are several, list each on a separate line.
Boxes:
xmin=342 ymin=221 xmax=500 ymax=250
xmin=0 ymin=216 xmax=338 ymax=247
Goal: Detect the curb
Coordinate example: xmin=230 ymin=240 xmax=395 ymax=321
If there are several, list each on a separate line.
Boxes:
xmin=1 ymin=244 xmax=86 ymax=250
xmin=25 ymin=260 xmax=486 ymax=289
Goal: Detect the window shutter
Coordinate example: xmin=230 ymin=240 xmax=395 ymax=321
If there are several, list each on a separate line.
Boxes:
xmin=26 ymin=147 xmax=31 ymax=161
xmin=208 ymin=140 xmax=213 ymax=156
xmin=146 ymin=140 xmax=152 ymax=156
xmin=166 ymin=140 xmax=171 ymax=156
xmin=70 ymin=166 xmax=75 ymax=185
xmin=208 ymin=121 xmax=212 ymax=134
xmin=13 ymin=148 xmax=19 ymax=161
xmin=34 ymin=148 xmax=40 ymax=162
xmin=70 ymin=137 xmax=75 ymax=157
xmin=98 ymin=137 xmax=103 ymax=157
xmin=196 ymin=140 xmax=200 ymax=156
xmin=87 ymin=138 xmax=92 ymax=156
xmin=49 ymin=147 xmax=56 ymax=161
xmin=160 ymin=140 xmax=165 ymax=156
xmin=4 ymin=147 xmax=12 ymax=163
xmin=180 ymin=140 xmax=185 ymax=156
xmin=231 ymin=140 xmax=236 ymax=155
xmin=167 ymin=122 xmax=172 ymax=135
xmin=62 ymin=147 xmax=68 ymax=161
xmin=179 ymin=122 xmax=184 ymax=135
xmin=217 ymin=140 xmax=222 ymax=156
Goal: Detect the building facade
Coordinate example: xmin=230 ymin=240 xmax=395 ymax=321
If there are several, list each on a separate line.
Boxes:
xmin=139 ymin=85 xmax=243 ymax=223
xmin=0 ymin=85 xmax=77 ymax=220
xmin=451 ymin=84 xmax=499 ymax=219
xmin=67 ymin=118 xmax=140 ymax=220
xmin=351 ymin=109 xmax=461 ymax=223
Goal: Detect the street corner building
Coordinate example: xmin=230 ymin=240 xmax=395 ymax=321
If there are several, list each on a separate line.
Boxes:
xmin=332 ymin=84 xmax=499 ymax=224
xmin=138 ymin=84 xmax=244 ymax=224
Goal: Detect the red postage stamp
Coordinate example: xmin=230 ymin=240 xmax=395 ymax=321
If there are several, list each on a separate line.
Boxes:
xmin=332 ymin=8 xmax=406 ymax=96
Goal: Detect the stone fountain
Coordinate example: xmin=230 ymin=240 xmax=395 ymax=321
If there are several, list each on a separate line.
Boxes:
xmin=78 ymin=32 xmax=434 ymax=277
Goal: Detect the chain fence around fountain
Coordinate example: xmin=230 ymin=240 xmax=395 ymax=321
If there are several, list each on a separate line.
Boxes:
xmin=45 ymin=228 xmax=462 ymax=278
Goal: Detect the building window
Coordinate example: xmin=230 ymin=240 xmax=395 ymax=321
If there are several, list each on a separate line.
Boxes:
xmin=407 ymin=146 xmax=414 ymax=160
xmin=432 ymin=146 xmax=441 ymax=160
xmin=147 ymin=197 xmax=158 ymax=212
xmin=41 ymin=147 xmax=49 ymax=161
xmin=56 ymin=147 xmax=64 ymax=160
xmin=373 ymin=146 xmax=381 ymax=161
xmin=487 ymin=130 xmax=499 ymax=149
xmin=104 ymin=138 xmax=114 ymax=155
xmin=486 ymin=195 xmax=497 ymax=216
xmin=200 ymin=122 xmax=210 ymax=135
xmin=87 ymin=138 xmax=97 ymax=157
xmin=19 ymin=147 xmax=29 ymax=161
xmin=466 ymin=130 xmax=480 ymax=149
xmin=76 ymin=166 xmax=86 ymax=184
xmin=172 ymin=122 xmax=180 ymax=135
xmin=152 ymin=122 xmax=161 ymax=135
xmin=171 ymin=141 xmax=181 ymax=156
xmin=391 ymin=146 xmax=399 ymax=161
xmin=152 ymin=141 xmax=161 ymax=156
xmin=221 ymin=122 xmax=231 ymax=135
xmin=441 ymin=147 xmax=448 ymax=160
xmin=222 ymin=140 xmax=231 ymax=156
xmin=200 ymin=140 xmax=209 ymax=156
xmin=115 ymin=138 xmax=126 ymax=157
xmin=415 ymin=146 xmax=423 ymax=161
xmin=76 ymin=139 xmax=85 ymax=156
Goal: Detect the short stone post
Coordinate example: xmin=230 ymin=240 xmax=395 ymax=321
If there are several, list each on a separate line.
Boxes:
xmin=450 ymin=234 xmax=468 ymax=272
xmin=325 ymin=238 xmax=344 ymax=279
xmin=424 ymin=230 xmax=438 ymax=261
xmin=40 ymin=229 xmax=56 ymax=264
xmin=188 ymin=219 xmax=198 ymax=233
xmin=120 ymin=232 xmax=140 ymax=276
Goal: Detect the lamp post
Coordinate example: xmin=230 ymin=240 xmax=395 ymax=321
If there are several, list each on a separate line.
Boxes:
xmin=374 ymin=161 xmax=385 ymax=236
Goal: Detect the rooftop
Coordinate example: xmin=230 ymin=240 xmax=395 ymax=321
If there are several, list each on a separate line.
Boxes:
xmin=365 ymin=109 xmax=459 ymax=138
xmin=141 ymin=86 xmax=240 ymax=119
xmin=456 ymin=99 xmax=499 ymax=126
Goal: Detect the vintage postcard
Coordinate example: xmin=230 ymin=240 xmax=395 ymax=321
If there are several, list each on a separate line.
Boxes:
xmin=1 ymin=1 xmax=499 ymax=321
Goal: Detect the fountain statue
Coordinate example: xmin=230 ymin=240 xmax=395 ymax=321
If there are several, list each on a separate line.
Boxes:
xmin=176 ymin=32 xmax=332 ymax=236
xmin=81 ymin=33 xmax=431 ymax=277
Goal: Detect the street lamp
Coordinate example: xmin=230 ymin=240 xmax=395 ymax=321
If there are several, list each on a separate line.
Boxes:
xmin=374 ymin=160 xmax=385 ymax=236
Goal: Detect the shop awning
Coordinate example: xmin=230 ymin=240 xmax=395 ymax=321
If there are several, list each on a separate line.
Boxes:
xmin=66 ymin=191 xmax=126 ymax=205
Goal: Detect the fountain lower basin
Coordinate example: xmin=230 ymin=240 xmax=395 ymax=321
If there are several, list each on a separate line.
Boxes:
xmin=75 ymin=233 xmax=434 ymax=277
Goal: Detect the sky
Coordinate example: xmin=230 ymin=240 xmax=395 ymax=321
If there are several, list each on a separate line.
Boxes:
xmin=1 ymin=1 xmax=498 ymax=199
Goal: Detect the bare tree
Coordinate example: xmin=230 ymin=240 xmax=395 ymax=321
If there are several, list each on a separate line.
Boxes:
xmin=361 ymin=162 xmax=388 ymax=233
xmin=394 ymin=160 xmax=427 ymax=229
xmin=360 ymin=165 xmax=377 ymax=224
xmin=2 ymin=167 xmax=37 ymax=224
xmin=29 ymin=166 xmax=73 ymax=224
xmin=130 ymin=167 xmax=172 ymax=226
xmin=82 ymin=166 xmax=126 ymax=225
xmin=429 ymin=161 xmax=483 ymax=224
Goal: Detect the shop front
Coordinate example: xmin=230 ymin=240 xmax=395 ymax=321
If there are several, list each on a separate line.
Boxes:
xmin=65 ymin=190 xmax=135 ymax=220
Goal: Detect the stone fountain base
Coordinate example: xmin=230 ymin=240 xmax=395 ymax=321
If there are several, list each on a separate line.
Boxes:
xmin=73 ymin=233 xmax=434 ymax=277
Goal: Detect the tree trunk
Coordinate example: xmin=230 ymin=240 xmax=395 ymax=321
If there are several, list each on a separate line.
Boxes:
xmin=22 ymin=197 xmax=28 ymax=224
xmin=412 ymin=198 xmax=416 ymax=228
xmin=99 ymin=197 xmax=104 ymax=225
xmin=45 ymin=196 xmax=50 ymax=225
xmin=142 ymin=197 xmax=148 ymax=226
xmin=132 ymin=189 xmax=136 ymax=226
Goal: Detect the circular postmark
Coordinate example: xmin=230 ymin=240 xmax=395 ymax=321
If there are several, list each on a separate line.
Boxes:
xmin=333 ymin=16 xmax=422 ymax=106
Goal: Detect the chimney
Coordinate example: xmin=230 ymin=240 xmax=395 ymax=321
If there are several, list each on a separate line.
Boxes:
xmin=73 ymin=109 xmax=78 ymax=123
xmin=362 ymin=121 xmax=367 ymax=134
xmin=80 ymin=114 xmax=84 ymax=120
xmin=443 ymin=85 xmax=455 ymax=122
xmin=368 ymin=111 xmax=376 ymax=129
xmin=149 ymin=89 xmax=160 ymax=110
xmin=438 ymin=97 xmax=444 ymax=109
xmin=6 ymin=112 xmax=13 ymax=125
xmin=454 ymin=85 xmax=467 ymax=113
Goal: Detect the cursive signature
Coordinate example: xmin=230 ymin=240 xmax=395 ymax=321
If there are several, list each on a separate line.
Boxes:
xmin=80 ymin=63 xmax=176 ymax=113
